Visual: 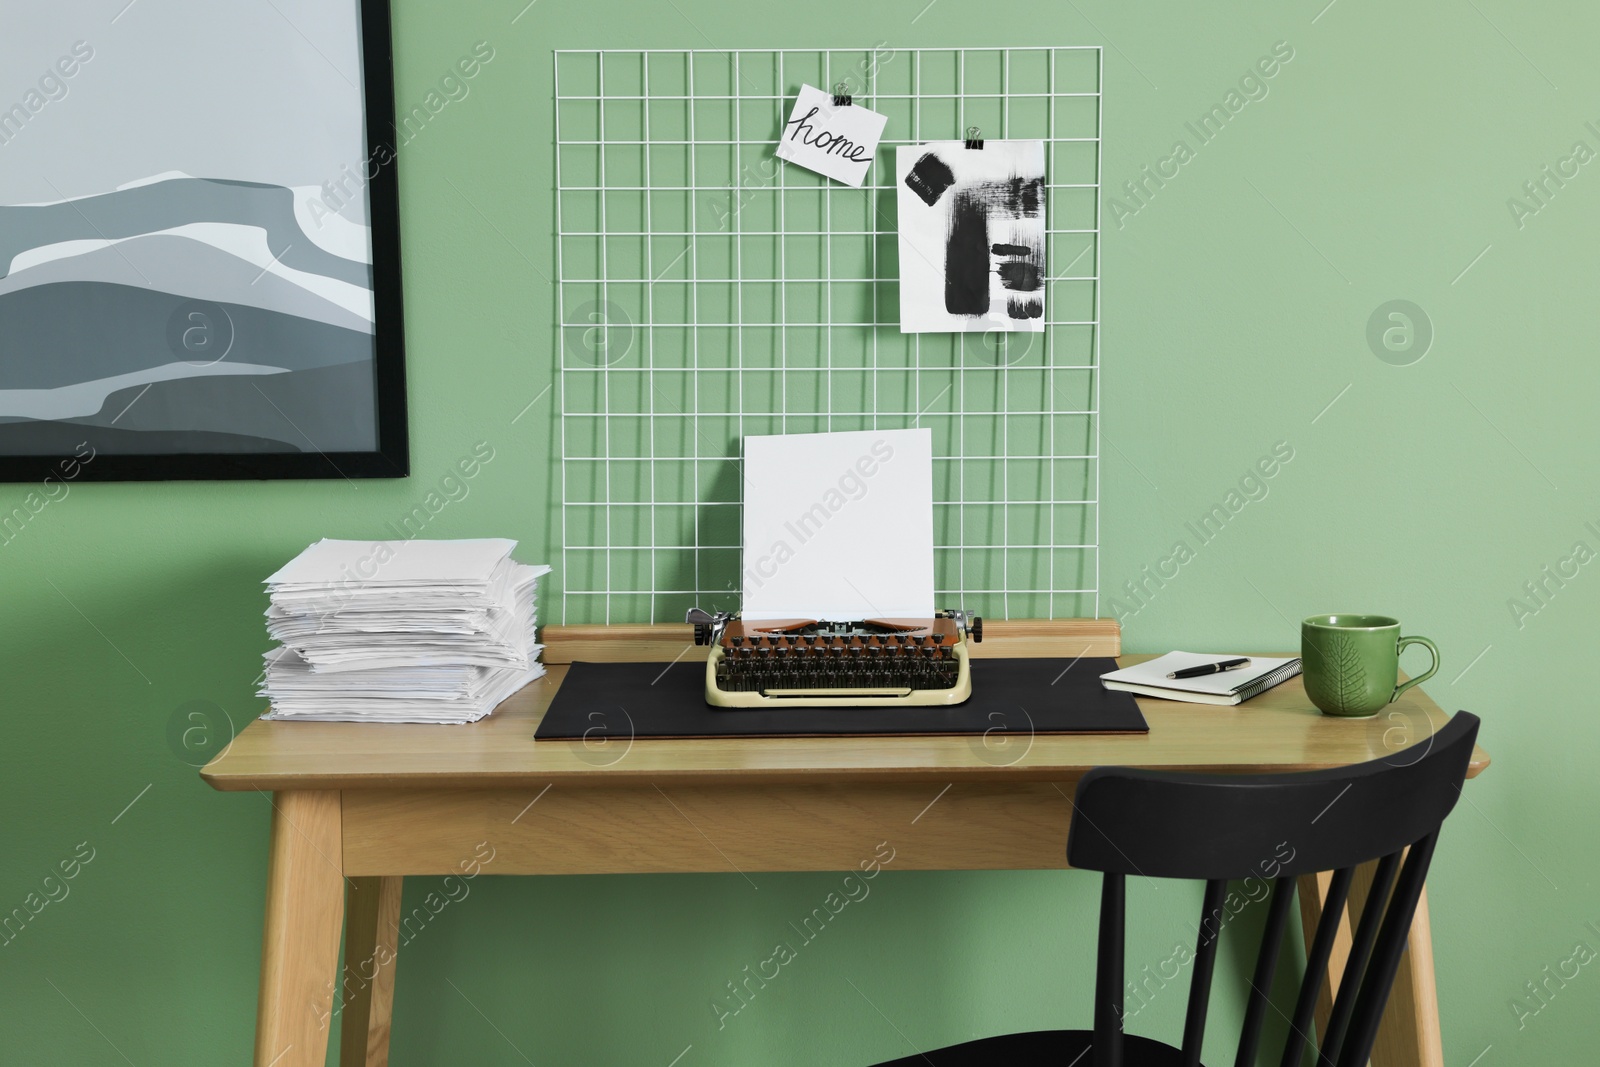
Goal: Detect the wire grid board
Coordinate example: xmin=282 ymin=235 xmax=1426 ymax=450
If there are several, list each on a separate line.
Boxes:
xmin=555 ymin=46 xmax=1102 ymax=625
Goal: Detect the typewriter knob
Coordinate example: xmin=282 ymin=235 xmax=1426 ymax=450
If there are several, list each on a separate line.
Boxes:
xmin=686 ymin=607 xmax=726 ymax=646
xmin=970 ymin=616 xmax=983 ymax=643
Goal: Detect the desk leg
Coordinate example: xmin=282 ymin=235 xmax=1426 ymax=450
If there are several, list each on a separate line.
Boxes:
xmin=1297 ymin=865 xmax=1445 ymax=1067
xmin=255 ymin=790 xmax=345 ymax=1067
xmin=339 ymin=877 xmax=404 ymax=1067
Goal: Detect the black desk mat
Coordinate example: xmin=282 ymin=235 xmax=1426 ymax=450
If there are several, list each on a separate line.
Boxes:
xmin=535 ymin=656 xmax=1147 ymax=740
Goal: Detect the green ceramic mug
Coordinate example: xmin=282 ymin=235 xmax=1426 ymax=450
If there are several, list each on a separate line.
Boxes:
xmin=1301 ymin=614 xmax=1440 ymax=718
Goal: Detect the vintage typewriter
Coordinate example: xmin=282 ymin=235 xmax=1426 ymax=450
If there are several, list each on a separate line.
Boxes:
xmin=686 ymin=608 xmax=982 ymax=708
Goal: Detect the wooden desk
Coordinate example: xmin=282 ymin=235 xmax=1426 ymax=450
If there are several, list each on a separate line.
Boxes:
xmin=203 ymin=622 xmax=1489 ymax=1067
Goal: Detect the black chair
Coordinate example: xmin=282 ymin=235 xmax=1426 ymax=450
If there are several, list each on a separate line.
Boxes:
xmin=872 ymin=711 xmax=1480 ymax=1067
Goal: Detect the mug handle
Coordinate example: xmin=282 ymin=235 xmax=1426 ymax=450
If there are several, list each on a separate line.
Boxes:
xmin=1391 ymin=635 xmax=1440 ymax=702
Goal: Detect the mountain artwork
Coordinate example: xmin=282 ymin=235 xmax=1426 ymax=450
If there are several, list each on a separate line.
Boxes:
xmin=0 ymin=0 xmax=406 ymax=480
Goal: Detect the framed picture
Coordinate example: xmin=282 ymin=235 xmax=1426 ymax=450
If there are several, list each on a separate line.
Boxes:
xmin=0 ymin=0 xmax=408 ymax=481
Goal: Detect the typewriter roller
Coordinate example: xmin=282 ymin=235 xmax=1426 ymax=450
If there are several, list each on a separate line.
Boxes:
xmin=687 ymin=609 xmax=982 ymax=708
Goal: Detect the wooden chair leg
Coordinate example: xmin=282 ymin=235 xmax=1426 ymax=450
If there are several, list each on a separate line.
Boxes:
xmin=340 ymin=877 xmax=404 ymax=1067
xmin=1297 ymin=863 xmax=1445 ymax=1067
xmin=255 ymin=790 xmax=345 ymax=1067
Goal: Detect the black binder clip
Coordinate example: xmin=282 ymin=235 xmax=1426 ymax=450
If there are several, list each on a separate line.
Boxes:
xmin=964 ymin=125 xmax=984 ymax=150
xmin=831 ymin=81 xmax=852 ymax=107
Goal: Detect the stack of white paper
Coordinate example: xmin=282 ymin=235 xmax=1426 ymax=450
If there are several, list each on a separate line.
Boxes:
xmin=259 ymin=538 xmax=551 ymax=723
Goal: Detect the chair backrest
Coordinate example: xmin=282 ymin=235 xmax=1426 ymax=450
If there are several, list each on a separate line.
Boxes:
xmin=1065 ymin=711 xmax=1480 ymax=1067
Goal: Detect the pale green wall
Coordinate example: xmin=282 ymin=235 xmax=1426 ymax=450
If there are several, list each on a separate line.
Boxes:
xmin=2 ymin=0 xmax=1593 ymax=1063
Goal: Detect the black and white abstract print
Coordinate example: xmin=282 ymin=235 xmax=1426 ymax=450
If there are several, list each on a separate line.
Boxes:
xmin=896 ymin=140 xmax=1047 ymax=334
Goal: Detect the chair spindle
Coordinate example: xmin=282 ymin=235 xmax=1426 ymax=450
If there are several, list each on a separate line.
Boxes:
xmin=1279 ymin=867 xmax=1354 ymax=1067
xmin=1336 ymin=834 xmax=1440 ymax=1067
xmin=1234 ymin=877 xmax=1295 ymax=1067
xmin=1181 ymin=879 xmax=1229 ymax=1066
xmin=1318 ymin=850 xmax=1401 ymax=1066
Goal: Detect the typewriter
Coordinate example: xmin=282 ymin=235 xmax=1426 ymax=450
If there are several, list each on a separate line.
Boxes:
xmin=686 ymin=608 xmax=982 ymax=708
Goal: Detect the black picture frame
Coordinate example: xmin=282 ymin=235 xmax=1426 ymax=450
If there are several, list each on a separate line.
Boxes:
xmin=0 ymin=0 xmax=408 ymax=482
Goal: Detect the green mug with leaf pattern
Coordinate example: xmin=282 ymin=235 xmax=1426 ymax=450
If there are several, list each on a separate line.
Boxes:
xmin=1301 ymin=614 xmax=1439 ymax=717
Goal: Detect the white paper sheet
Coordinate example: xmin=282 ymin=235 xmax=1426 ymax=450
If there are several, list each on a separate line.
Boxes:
xmin=741 ymin=428 xmax=934 ymax=620
xmin=896 ymin=140 xmax=1047 ymax=333
xmin=266 ymin=537 xmax=517 ymax=586
xmin=775 ymin=84 xmax=888 ymax=187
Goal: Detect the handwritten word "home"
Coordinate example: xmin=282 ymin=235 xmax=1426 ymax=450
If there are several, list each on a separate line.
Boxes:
xmin=783 ymin=107 xmax=872 ymax=161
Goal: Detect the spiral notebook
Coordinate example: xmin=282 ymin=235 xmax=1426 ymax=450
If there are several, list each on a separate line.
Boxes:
xmin=1099 ymin=652 xmax=1302 ymax=706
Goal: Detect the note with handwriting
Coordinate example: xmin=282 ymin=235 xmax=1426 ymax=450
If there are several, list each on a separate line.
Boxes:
xmin=775 ymin=84 xmax=888 ymax=187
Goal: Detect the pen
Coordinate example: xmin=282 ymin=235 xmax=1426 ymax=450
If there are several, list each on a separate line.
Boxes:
xmin=1168 ymin=657 xmax=1251 ymax=679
